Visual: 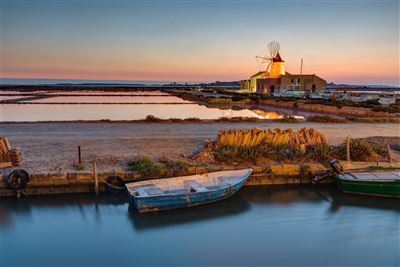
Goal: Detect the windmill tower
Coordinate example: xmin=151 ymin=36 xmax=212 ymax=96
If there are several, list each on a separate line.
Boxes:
xmin=256 ymin=41 xmax=286 ymax=78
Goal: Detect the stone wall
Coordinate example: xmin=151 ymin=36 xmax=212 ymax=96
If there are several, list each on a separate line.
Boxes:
xmin=0 ymin=163 xmax=332 ymax=197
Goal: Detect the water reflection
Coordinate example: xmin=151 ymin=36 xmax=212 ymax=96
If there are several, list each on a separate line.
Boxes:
xmin=1 ymin=186 xmax=399 ymax=266
xmin=1 ymin=185 xmax=399 ymax=231
xmin=128 ymin=193 xmax=250 ymax=231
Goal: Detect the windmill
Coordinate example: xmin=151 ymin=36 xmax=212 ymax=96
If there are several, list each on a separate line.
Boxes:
xmin=255 ymin=41 xmax=281 ymax=73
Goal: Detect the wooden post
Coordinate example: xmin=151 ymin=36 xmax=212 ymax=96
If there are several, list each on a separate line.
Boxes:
xmin=93 ymin=161 xmax=98 ymax=196
xmin=78 ymin=146 xmax=82 ymax=164
xmin=387 ymin=145 xmax=393 ymax=165
xmin=346 ymin=136 xmax=351 ymax=162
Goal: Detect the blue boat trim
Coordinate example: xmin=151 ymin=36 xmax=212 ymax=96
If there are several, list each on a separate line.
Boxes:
xmin=126 ymin=169 xmax=253 ymax=213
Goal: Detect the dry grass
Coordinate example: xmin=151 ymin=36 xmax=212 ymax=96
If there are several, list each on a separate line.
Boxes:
xmin=213 ymin=128 xmax=328 ymax=163
xmin=216 ymin=128 xmax=327 ymax=149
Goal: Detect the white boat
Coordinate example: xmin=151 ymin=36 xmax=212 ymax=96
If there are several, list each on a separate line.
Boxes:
xmin=126 ymin=169 xmax=253 ymax=213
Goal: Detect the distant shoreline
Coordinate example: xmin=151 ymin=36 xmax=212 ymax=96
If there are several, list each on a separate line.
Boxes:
xmin=1 ymin=117 xmax=399 ymax=124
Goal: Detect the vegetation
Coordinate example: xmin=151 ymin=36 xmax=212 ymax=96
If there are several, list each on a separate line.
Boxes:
xmin=216 ymin=116 xmax=259 ymax=122
xmin=207 ymin=97 xmax=251 ymax=106
xmin=213 ymin=128 xmax=328 ymax=163
xmin=347 ymin=117 xmax=400 ymax=123
xmin=216 ymin=128 xmax=327 ymax=149
xmin=184 ymin=117 xmax=201 ymax=122
xmin=279 ymin=116 xmax=301 ymax=123
xmin=169 ymin=118 xmax=184 ymax=123
xmin=331 ymin=139 xmax=386 ymax=162
xmin=73 ymin=163 xmax=85 ymax=171
xmin=127 ymin=156 xmax=166 ymax=178
xmin=307 ymin=115 xmax=347 ymax=123
xmin=372 ymin=104 xmax=400 ymax=113
xmin=144 ymin=114 xmax=163 ymax=122
xmin=165 ymin=160 xmax=193 ymax=175
xmin=214 ymin=145 xmax=266 ymax=163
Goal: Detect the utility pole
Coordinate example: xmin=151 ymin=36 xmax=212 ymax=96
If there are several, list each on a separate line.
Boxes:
xmin=300 ymin=58 xmax=304 ymax=93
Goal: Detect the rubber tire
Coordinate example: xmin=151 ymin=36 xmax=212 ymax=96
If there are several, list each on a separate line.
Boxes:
xmin=6 ymin=169 xmax=29 ymax=190
xmin=104 ymin=176 xmax=126 ymax=194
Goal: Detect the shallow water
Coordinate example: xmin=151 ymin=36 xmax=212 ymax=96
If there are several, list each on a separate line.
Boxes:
xmin=0 ymin=90 xmax=303 ymax=121
xmin=25 ymin=95 xmax=191 ymax=103
xmin=0 ymin=186 xmax=398 ymax=266
xmin=0 ymin=103 xmax=268 ymax=121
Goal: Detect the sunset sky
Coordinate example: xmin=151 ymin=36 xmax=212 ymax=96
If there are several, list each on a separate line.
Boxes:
xmin=2 ymin=0 xmax=399 ymax=85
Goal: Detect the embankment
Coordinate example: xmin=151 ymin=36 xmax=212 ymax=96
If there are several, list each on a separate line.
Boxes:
xmin=0 ymin=163 xmax=330 ymax=197
xmin=2 ymin=161 xmax=399 ymax=197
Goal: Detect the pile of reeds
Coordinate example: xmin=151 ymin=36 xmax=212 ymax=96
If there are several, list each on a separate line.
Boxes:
xmin=215 ymin=127 xmax=327 ymax=150
xmin=0 ymin=137 xmax=22 ymax=166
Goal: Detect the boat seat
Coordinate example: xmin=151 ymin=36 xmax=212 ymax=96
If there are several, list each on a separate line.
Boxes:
xmin=143 ymin=185 xmax=165 ymax=196
xmin=217 ymin=176 xmax=232 ymax=186
xmin=185 ymin=180 xmax=208 ymax=192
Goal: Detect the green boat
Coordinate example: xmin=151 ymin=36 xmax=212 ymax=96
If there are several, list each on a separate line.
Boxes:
xmin=336 ymin=172 xmax=400 ymax=198
xmin=314 ymin=160 xmax=400 ymax=198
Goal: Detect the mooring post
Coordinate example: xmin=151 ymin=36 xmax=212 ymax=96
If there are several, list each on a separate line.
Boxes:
xmin=346 ymin=136 xmax=351 ymax=162
xmin=387 ymin=145 xmax=393 ymax=165
xmin=78 ymin=146 xmax=82 ymax=164
xmin=93 ymin=161 xmax=98 ymax=196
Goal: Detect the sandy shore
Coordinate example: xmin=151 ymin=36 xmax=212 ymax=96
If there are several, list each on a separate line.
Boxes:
xmin=1 ymin=122 xmax=399 ymax=173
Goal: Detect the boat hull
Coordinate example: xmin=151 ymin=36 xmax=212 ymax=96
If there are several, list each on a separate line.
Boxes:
xmin=129 ymin=177 xmax=248 ymax=213
xmin=336 ymin=176 xmax=400 ymax=198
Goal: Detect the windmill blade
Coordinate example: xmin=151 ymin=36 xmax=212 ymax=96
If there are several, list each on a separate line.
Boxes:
xmin=268 ymin=41 xmax=280 ymax=58
xmin=255 ymin=56 xmax=263 ymax=70
xmin=266 ymin=61 xmax=272 ymax=73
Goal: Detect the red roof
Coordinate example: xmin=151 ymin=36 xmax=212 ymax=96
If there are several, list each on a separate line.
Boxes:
xmin=273 ymin=52 xmax=284 ymax=62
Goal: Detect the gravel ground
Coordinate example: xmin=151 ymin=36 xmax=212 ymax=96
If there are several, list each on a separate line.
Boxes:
xmin=1 ymin=121 xmax=399 ymax=173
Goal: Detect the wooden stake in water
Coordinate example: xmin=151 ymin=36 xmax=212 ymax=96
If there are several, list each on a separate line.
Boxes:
xmin=346 ymin=136 xmax=351 ymax=162
xmin=93 ymin=161 xmax=98 ymax=196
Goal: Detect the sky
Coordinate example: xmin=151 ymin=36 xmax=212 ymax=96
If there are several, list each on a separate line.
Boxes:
xmin=1 ymin=0 xmax=399 ymax=85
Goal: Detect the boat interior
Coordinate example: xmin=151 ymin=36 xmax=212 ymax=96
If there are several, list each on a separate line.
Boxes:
xmin=342 ymin=172 xmax=400 ymax=181
xmin=126 ymin=169 xmax=252 ymax=197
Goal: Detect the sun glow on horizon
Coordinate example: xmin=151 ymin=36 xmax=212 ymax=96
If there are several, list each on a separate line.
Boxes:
xmin=2 ymin=1 xmax=399 ymax=86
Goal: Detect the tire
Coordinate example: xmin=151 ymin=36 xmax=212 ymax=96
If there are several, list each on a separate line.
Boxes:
xmin=6 ymin=169 xmax=29 ymax=190
xmin=104 ymin=176 xmax=126 ymax=194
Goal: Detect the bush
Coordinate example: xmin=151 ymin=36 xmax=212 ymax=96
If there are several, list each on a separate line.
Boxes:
xmin=307 ymin=115 xmax=347 ymax=123
xmin=269 ymin=144 xmax=304 ymax=162
xmin=144 ymin=114 xmax=163 ymax=122
xmin=127 ymin=156 xmax=165 ymax=178
xmin=184 ymin=117 xmax=201 ymax=122
xmin=279 ymin=116 xmax=300 ymax=123
xmin=331 ymin=139 xmax=384 ymax=162
xmin=305 ymin=144 xmax=333 ymax=162
xmin=214 ymin=145 xmax=266 ymax=164
xmin=372 ymin=104 xmax=400 ymax=113
xmin=165 ymin=160 xmax=192 ymax=175
xmin=208 ymin=98 xmax=232 ymax=105
xmin=169 ymin=118 xmax=183 ymax=123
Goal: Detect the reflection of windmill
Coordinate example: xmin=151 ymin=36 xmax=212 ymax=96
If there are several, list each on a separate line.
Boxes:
xmin=255 ymin=41 xmax=285 ymax=78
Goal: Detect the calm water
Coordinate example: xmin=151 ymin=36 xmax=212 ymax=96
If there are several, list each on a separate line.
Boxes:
xmin=1 ymin=186 xmax=399 ymax=266
xmin=0 ymin=90 xmax=306 ymax=121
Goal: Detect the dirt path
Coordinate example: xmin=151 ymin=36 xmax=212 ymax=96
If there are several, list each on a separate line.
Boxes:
xmin=1 ymin=122 xmax=398 ymax=173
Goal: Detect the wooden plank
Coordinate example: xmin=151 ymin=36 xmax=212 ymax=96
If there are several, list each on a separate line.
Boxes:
xmin=185 ymin=180 xmax=208 ymax=192
xmin=144 ymin=186 xmax=164 ymax=196
xmin=0 ymin=162 xmax=13 ymax=169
